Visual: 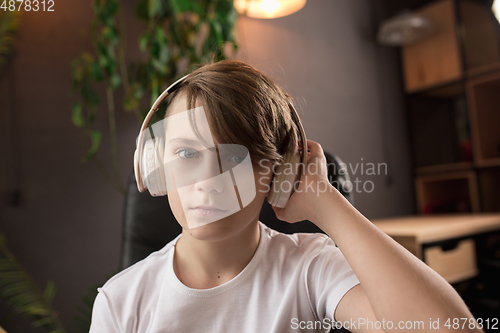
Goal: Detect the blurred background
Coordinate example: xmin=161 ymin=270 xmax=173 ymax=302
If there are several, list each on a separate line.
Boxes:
xmin=1 ymin=0 xmax=499 ymax=331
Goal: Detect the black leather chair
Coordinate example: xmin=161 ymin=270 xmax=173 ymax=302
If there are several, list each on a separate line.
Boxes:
xmin=120 ymin=151 xmax=353 ymax=269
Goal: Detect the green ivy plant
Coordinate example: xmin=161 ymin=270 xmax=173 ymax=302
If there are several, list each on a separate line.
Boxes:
xmin=0 ymin=10 xmax=20 ymax=73
xmin=0 ymin=233 xmax=65 ymax=333
xmin=71 ymin=0 xmax=238 ymax=195
xmin=0 ymin=230 xmax=115 ymax=333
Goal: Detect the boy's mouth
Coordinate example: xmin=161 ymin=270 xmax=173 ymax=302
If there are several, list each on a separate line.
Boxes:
xmin=190 ymin=206 xmax=228 ymax=217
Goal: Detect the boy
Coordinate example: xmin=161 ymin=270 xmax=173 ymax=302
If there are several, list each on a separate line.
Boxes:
xmin=90 ymin=60 xmax=482 ymax=332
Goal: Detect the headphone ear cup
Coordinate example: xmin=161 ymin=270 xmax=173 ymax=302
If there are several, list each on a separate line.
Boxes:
xmin=141 ymin=138 xmax=168 ymax=197
xmin=267 ymin=151 xmax=302 ymax=208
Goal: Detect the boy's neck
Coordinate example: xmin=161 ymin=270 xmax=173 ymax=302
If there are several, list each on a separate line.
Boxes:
xmin=173 ymin=219 xmax=261 ymax=289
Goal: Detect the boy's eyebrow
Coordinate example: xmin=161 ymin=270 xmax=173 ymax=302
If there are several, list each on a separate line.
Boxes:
xmin=167 ymin=138 xmax=213 ymax=147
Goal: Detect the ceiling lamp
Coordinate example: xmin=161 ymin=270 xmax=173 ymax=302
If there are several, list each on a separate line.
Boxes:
xmin=377 ymin=12 xmax=435 ymax=46
xmin=234 ymin=0 xmax=307 ymax=19
xmin=493 ymin=0 xmax=500 ymax=24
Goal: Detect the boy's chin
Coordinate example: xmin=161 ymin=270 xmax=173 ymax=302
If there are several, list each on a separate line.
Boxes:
xmin=184 ymin=216 xmax=253 ymax=242
xmin=184 ymin=218 xmax=233 ymax=241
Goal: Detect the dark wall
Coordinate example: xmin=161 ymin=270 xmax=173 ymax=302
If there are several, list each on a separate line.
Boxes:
xmin=0 ymin=0 xmax=413 ymax=330
xmin=384 ymin=0 xmax=493 ymax=15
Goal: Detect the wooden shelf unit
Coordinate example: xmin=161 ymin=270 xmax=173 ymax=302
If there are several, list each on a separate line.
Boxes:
xmin=400 ymin=0 xmax=500 ymax=214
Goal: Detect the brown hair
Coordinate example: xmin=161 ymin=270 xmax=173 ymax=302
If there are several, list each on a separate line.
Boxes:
xmin=166 ymin=60 xmax=299 ymax=165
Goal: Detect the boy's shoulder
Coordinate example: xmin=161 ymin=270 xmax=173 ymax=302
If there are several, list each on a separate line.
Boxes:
xmin=98 ymin=235 xmax=179 ymax=296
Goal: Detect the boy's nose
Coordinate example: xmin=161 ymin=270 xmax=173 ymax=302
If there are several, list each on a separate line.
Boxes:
xmin=194 ymin=150 xmax=225 ymax=193
xmin=195 ymin=174 xmax=225 ymax=193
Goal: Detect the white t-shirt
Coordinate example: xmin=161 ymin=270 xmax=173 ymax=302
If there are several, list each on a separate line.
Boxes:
xmin=90 ymin=222 xmax=360 ymax=333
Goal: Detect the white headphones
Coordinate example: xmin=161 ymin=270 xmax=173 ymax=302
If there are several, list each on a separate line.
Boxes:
xmin=133 ymin=73 xmax=308 ymax=209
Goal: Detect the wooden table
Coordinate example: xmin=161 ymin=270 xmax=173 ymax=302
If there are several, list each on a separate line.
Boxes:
xmin=372 ymin=213 xmax=500 ymax=284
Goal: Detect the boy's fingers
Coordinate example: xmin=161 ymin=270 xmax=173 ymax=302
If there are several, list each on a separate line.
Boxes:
xmin=306 ymin=140 xmax=324 ymax=157
xmin=299 ymin=140 xmax=324 ymax=159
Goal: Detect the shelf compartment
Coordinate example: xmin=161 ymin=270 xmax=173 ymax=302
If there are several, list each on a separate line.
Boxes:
xmin=466 ymin=71 xmax=500 ymax=166
xmin=415 ymin=171 xmax=480 ymax=214
xmin=459 ymin=0 xmax=500 ymax=74
xmin=409 ymin=83 xmax=473 ymax=168
xmin=401 ymin=0 xmax=462 ymax=93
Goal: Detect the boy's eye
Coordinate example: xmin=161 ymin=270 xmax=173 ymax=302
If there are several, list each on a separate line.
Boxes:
xmin=176 ymin=148 xmax=198 ymax=159
xmin=231 ymin=155 xmax=245 ymax=164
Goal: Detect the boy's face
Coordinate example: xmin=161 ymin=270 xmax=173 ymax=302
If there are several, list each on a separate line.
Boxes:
xmin=163 ymin=92 xmax=273 ymax=241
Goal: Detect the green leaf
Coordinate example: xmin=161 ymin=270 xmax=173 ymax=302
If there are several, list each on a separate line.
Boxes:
xmin=98 ymin=54 xmax=109 ymax=69
xmin=82 ymin=130 xmax=102 ymax=162
xmin=93 ymin=0 xmax=119 ymax=19
xmin=106 ymin=0 xmax=119 ymax=18
xmin=102 ymin=26 xmax=119 ymax=46
xmin=96 ymin=41 xmax=107 ymax=56
xmin=110 ymin=73 xmax=121 ymax=90
xmin=148 ymin=0 xmax=161 ymax=18
xmin=0 ymin=270 xmax=24 ymax=280
xmin=215 ymin=0 xmax=237 ymax=41
xmin=32 ymin=315 xmax=55 ymax=328
xmin=72 ymin=104 xmax=85 ymax=128
xmin=2 ymin=280 xmax=36 ymax=296
xmin=151 ymin=58 xmax=167 ymax=74
xmin=81 ymin=82 xmax=100 ymax=111
xmin=135 ymin=0 xmax=149 ymax=21
xmin=43 ymin=280 xmax=56 ymax=305
xmin=210 ymin=19 xmax=224 ymax=46
xmin=25 ymin=304 xmax=51 ymax=316
xmin=124 ymin=83 xmax=143 ymax=111
xmin=215 ymin=0 xmax=236 ymax=23
xmin=155 ymin=26 xmax=167 ymax=45
xmin=91 ymin=60 xmax=104 ymax=81
xmin=0 ymin=11 xmax=21 ymax=73
xmin=139 ymin=32 xmax=149 ymax=51
xmin=191 ymin=1 xmax=203 ymax=15
xmin=158 ymin=44 xmax=170 ymax=64
xmin=71 ymin=59 xmax=85 ymax=86
xmin=170 ymin=0 xmax=192 ymax=14
xmin=0 ymin=258 xmax=15 ymax=270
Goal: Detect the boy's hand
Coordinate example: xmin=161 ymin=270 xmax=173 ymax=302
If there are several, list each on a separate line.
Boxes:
xmin=271 ymin=139 xmax=338 ymax=224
